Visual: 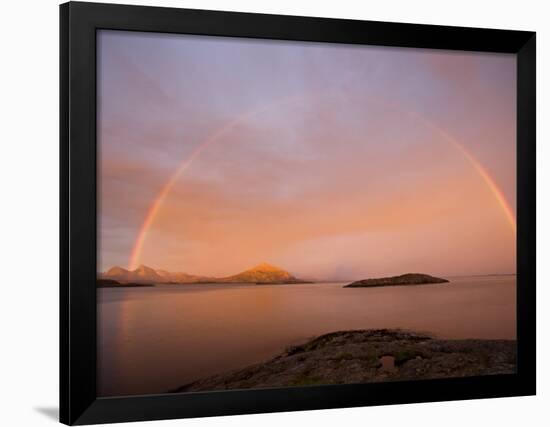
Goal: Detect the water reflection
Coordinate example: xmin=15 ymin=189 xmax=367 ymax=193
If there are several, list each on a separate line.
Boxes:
xmin=98 ymin=276 xmax=516 ymax=396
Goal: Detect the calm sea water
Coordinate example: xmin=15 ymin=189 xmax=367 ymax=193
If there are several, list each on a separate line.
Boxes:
xmin=97 ymin=276 xmax=516 ymax=396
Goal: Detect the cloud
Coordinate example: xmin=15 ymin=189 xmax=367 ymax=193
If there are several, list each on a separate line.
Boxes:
xmin=97 ymin=31 xmax=516 ymax=276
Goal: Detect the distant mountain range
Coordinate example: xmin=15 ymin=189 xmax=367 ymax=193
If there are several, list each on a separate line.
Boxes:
xmin=100 ymin=262 xmax=310 ymax=285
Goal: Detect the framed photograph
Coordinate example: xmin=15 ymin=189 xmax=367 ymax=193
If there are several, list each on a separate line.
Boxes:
xmin=60 ymin=1 xmax=536 ymax=425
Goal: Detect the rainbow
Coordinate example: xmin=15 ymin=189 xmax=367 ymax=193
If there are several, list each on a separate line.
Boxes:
xmin=128 ymin=95 xmax=306 ymax=270
xmin=128 ymin=115 xmax=247 ymax=270
xmin=404 ymin=109 xmax=517 ymax=234
xmin=128 ymin=96 xmax=516 ymax=270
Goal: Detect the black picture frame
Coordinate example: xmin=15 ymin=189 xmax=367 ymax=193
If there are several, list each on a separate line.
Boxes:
xmin=60 ymin=1 xmax=536 ymax=425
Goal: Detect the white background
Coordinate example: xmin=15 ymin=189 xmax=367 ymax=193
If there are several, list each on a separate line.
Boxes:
xmin=0 ymin=0 xmax=547 ymax=426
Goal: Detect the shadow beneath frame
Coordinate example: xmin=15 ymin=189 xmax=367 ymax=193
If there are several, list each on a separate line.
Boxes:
xmin=34 ymin=407 xmax=59 ymax=422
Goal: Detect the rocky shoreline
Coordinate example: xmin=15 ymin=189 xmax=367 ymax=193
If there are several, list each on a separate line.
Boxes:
xmin=171 ymin=329 xmax=516 ymax=392
xmin=97 ymin=279 xmax=154 ymax=288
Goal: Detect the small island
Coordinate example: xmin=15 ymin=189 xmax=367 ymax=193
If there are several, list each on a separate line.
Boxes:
xmin=344 ymin=273 xmax=449 ymax=288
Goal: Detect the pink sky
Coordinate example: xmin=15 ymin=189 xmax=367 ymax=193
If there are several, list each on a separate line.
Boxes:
xmin=98 ymin=30 xmax=516 ymax=279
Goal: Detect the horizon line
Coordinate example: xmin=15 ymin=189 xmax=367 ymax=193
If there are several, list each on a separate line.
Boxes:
xmin=100 ymin=263 xmax=517 ymax=280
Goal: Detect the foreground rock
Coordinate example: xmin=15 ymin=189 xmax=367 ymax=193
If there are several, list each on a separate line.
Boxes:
xmin=171 ymin=329 xmax=515 ymax=392
xmin=344 ymin=273 xmax=449 ymax=288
